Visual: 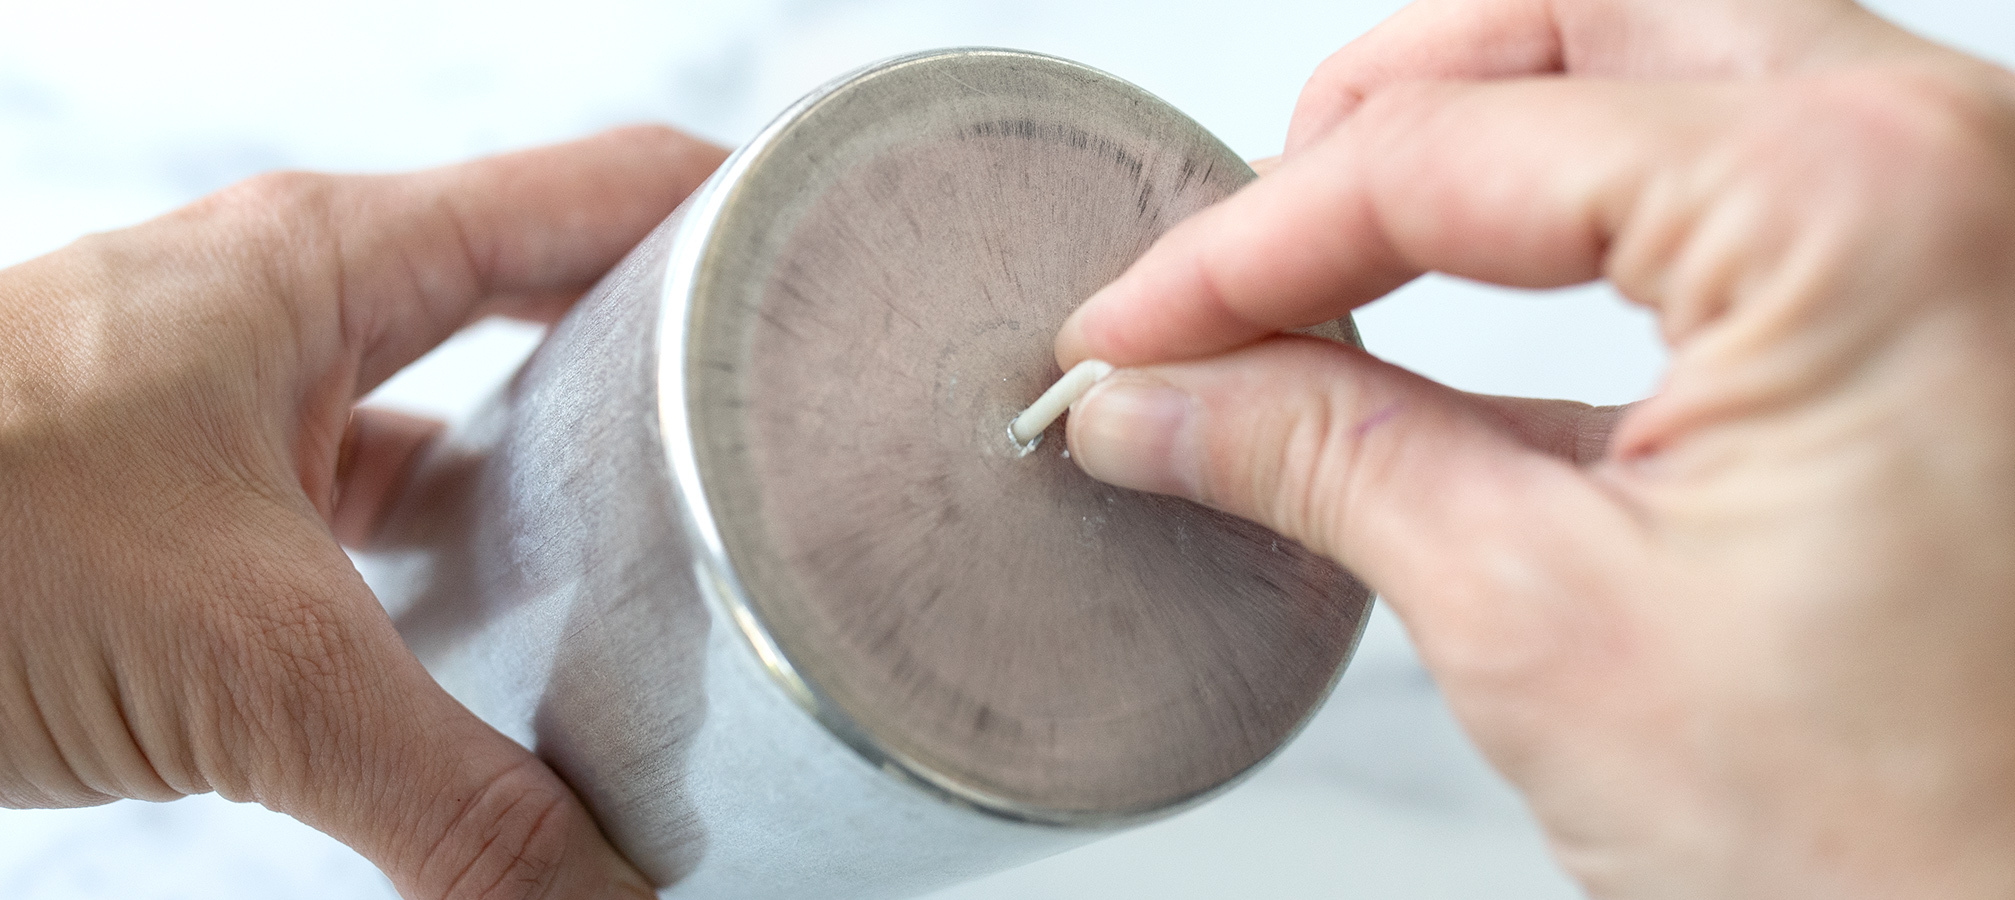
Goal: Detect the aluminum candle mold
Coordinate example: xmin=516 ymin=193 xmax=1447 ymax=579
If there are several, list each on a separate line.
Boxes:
xmin=363 ymin=48 xmax=1375 ymax=899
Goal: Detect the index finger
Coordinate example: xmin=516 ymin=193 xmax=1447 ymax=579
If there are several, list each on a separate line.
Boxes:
xmin=339 ymin=125 xmax=729 ymax=393
xmin=1056 ymin=77 xmax=1721 ymax=368
xmin=1287 ymin=0 xmax=1897 ymax=152
xmin=188 ymin=125 xmax=729 ymax=396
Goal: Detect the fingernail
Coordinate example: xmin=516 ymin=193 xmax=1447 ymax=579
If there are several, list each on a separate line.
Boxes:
xmin=1068 ymin=375 xmax=1204 ymax=499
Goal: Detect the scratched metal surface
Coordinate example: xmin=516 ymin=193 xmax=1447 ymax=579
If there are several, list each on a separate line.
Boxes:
xmin=688 ymin=50 xmax=1367 ymax=819
xmin=352 ymin=49 xmax=1370 ymax=897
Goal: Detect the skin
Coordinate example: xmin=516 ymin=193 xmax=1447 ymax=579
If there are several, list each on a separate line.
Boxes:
xmin=6 ymin=2 xmax=2014 ymax=897
xmin=0 ymin=126 xmax=728 ymax=898
xmin=1058 ymin=0 xmax=2015 ymax=897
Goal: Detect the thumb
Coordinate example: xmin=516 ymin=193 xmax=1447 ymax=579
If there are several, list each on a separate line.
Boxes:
xmin=219 ymin=542 xmax=652 ymax=900
xmin=338 ymin=680 xmax=654 ymax=900
xmin=1063 ymin=336 xmax=1639 ymax=643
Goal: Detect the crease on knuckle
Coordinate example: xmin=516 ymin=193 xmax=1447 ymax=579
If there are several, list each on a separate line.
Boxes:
xmin=1631 ymin=66 xmax=2015 ymax=354
xmin=190 ymin=169 xmax=344 ymax=351
xmin=425 ymin=186 xmax=496 ymax=318
xmin=1345 ymin=84 xmax=1438 ymax=174
xmin=0 ymin=677 xmax=121 ymax=809
xmin=202 ymin=171 xmax=341 ymax=256
xmin=1340 ymin=85 xmax=1454 ymax=270
xmin=424 ymin=758 xmax=574 ymax=900
xmin=1253 ymin=375 xmax=1370 ymax=557
xmin=1296 ymin=50 xmax=1373 ymax=127
xmin=1777 ymin=65 xmax=2012 ymax=220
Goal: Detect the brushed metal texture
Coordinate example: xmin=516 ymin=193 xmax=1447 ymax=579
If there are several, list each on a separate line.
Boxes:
xmin=363 ymin=48 xmax=1372 ymax=899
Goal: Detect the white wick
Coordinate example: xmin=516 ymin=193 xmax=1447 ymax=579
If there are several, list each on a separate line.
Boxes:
xmin=1008 ymin=359 xmax=1114 ymax=452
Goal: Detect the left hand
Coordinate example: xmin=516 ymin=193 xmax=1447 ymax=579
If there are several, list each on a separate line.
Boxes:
xmin=0 ymin=126 xmax=727 ymax=899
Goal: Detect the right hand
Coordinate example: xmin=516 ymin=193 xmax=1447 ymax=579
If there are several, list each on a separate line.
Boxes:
xmin=1054 ymin=1 xmax=2015 ymax=896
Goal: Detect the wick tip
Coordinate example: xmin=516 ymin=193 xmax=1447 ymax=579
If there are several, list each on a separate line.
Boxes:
xmin=1008 ymin=423 xmax=1043 ymax=457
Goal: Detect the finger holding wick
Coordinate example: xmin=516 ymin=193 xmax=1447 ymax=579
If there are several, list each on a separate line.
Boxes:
xmin=1009 ymin=359 xmax=1114 ymax=453
xmin=1015 ymin=158 xmax=1276 ymax=461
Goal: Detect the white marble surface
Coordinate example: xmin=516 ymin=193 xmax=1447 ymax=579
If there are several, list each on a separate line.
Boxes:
xmin=1 ymin=1 xmax=2007 ymax=897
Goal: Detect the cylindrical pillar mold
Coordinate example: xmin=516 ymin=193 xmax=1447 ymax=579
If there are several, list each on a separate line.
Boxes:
xmin=364 ymin=48 xmax=1373 ymax=899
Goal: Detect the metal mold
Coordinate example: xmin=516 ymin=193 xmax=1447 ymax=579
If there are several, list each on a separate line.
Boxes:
xmin=364 ymin=48 xmax=1373 ymax=899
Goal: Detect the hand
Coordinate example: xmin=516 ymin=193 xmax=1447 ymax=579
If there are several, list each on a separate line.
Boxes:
xmin=0 ymin=127 xmax=727 ymax=898
xmin=1055 ymin=1 xmax=2015 ymax=896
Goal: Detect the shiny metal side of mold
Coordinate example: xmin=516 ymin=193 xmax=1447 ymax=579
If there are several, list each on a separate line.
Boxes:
xmin=361 ymin=48 xmax=1372 ymax=899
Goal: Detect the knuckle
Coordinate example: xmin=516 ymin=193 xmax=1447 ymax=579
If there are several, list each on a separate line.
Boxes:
xmin=1766 ymin=66 xmax=2015 ymax=197
xmin=233 ymin=583 xmax=362 ymax=699
xmin=1303 ymin=45 xmax=1356 ymax=92
xmin=1274 ymin=388 xmax=1354 ymax=552
xmin=1346 ymin=82 xmax=1442 ymax=142
xmin=1239 ymin=349 xmax=1379 ymax=556
xmin=1343 ymin=83 xmax=1463 ymax=201
xmin=1642 ymin=66 xmax=2015 ymax=333
xmin=1299 ymin=48 xmax=1372 ymax=115
xmin=0 ymin=740 xmax=119 ymax=809
xmin=213 ymin=170 xmax=340 ymax=217
xmin=191 ymin=558 xmax=378 ymax=791
xmin=421 ymin=759 xmax=578 ymax=900
xmin=183 ymin=170 xmax=343 ymax=262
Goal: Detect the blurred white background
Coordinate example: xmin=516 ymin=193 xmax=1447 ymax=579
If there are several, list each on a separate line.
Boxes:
xmin=1 ymin=1 xmax=2008 ymax=897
